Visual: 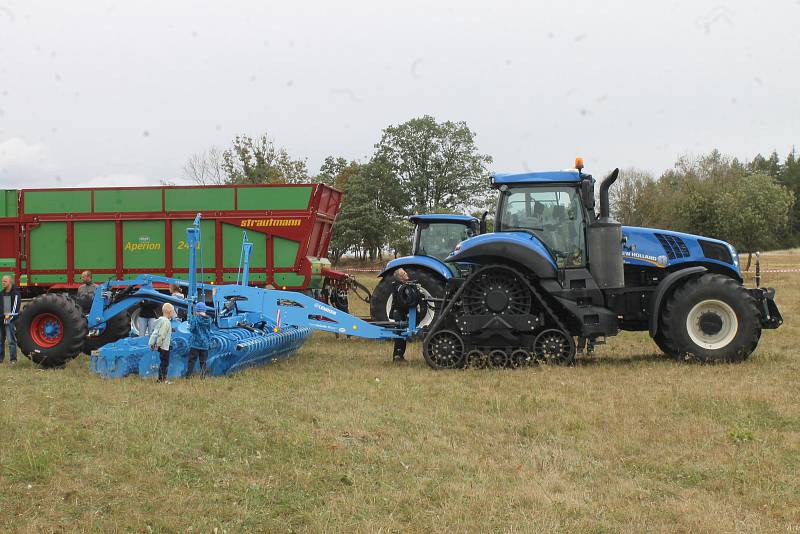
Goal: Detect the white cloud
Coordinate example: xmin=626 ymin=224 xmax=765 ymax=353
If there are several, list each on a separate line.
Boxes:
xmin=0 ymin=138 xmax=193 ymax=189
xmin=76 ymin=174 xmax=192 ymax=188
xmin=0 ymin=137 xmax=57 ymax=186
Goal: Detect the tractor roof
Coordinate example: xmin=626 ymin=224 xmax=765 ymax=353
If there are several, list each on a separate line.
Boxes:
xmin=409 ymin=214 xmax=478 ymax=225
xmin=491 ymin=169 xmax=581 ymax=186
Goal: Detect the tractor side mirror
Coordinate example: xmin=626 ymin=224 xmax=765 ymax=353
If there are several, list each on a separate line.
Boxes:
xmin=581 ymin=177 xmax=595 ymax=214
xmin=479 ymin=211 xmax=488 ymax=234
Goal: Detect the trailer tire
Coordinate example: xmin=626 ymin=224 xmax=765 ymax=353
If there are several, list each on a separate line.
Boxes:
xmin=370 ymin=268 xmax=445 ymax=333
xmin=15 ymin=293 xmax=88 ymax=368
xmin=83 ymin=311 xmax=131 ymax=354
xmin=660 ymin=274 xmax=760 ymax=363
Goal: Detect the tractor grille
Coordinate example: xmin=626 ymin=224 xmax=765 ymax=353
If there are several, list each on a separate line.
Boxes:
xmin=655 ymin=233 xmax=690 ymax=260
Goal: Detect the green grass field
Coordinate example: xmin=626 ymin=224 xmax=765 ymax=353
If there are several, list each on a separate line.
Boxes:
xmin=1 ymin=253 xmax=798 ymax=532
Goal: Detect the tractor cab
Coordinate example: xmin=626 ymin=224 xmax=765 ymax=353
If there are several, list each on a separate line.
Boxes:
xmin=494 ymin=176 xmax=589 ymax=268
xmin=489 ymin=158 xmax=624 ymax=290
xmin=410 ymin=214 xmax=480 ymax=261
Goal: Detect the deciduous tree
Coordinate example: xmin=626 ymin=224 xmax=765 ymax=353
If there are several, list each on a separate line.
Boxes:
xmin=373 ymin=115 xmax=492 ymax=215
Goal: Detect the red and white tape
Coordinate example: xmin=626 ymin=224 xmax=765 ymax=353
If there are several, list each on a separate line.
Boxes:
xmin=340 ymin=267 xmax=800 ymax=274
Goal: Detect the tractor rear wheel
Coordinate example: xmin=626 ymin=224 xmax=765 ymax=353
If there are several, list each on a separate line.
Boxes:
xmin=660 ymin=274 xmax=760 ymax=363
xmin=83 ymin=311 xmax=131 ymax=354
xmin=15 ymin=293 xmax=88 ymax=367
xmin=370 ymin=268 xmax=445 ymax=332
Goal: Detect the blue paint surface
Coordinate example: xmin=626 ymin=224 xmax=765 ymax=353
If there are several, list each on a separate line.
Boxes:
xmin=379 ymin=256 xmax=453 ymax=279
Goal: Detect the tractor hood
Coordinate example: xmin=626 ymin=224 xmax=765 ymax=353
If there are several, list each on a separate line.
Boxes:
xmin=621 ymin=226 xmax=740 ymax=276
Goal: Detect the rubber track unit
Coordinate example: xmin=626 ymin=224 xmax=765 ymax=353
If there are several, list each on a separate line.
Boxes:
xmin=423 ymin=264 xmax=573 ymax=364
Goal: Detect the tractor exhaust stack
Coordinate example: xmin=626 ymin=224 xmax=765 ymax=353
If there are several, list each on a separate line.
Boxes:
xmin=598 ymin=168 xmax=620 ymax=220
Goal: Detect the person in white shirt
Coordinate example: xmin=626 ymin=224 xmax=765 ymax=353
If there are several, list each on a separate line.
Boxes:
xmin=149 ymin=302 xmax=177 ymax=382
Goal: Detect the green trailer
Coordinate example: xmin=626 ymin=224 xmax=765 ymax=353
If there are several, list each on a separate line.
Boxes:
xmin=0 ymin=183 xmax=344 ymax=297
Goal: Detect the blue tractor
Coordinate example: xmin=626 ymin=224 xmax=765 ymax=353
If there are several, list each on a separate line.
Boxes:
xmin=370 ymin=214 xmax=481 ymax=329
xmin=420 ymin=161 xmax=783 ymax=369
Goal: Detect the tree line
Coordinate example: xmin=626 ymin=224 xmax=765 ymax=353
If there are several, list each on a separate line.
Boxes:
xmin=185 ymin=117 xmax=797 ymax=264
xmin=612 ymin=150 xmax=798 ymax=265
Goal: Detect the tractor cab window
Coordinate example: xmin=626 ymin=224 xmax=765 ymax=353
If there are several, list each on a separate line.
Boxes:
xmin=499 ymin=186 xmax=586 ymax=267
xmin=415 ymin=222 xmax=474 ymax=260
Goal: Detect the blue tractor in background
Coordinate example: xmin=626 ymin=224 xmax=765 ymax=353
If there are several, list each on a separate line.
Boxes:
xmin=421 ymin=160 xmax=783 ymax=369
xmin=370 ymin=214 xmax=482 ymax=329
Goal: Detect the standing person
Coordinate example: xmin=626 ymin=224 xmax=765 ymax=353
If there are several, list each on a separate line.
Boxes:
xmin=0 ymin=275 xmax=21 ymax=365
xmin=137 ymin=300 xmax=159 ymax=336
xmin=149 ymin=302 xmax=177 ymax=383
xmin=169 ymin=284 xmax=184 ymax=299
xmin=169 ymin=284 xmax=186 ymax=321
xmin=186 ymin=302 xmax=212 ymax=378
xmin=389 ymin=268 xmax=410 ymax=363
xmin=75 ymin=270 xmax=97 ymax=313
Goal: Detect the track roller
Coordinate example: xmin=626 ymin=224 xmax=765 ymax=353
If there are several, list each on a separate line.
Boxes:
xmin=489 ymin=349 xmax=511 ymax=368
xmin=423 ymin=329 xmax=466 ymax=369
xmin=532 ymin=329 xmax=576 ymax=365
xmin=510 ymin=348 xmax=533 ymax=368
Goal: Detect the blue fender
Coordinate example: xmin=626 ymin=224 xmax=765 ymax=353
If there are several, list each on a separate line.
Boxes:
xmin=445 ymin=232 xmax=557 ymax=278
xmin=378 ymin=256 xmax=453 ymax=280
xmin=649 ymin=266 xmax=707 ymax=338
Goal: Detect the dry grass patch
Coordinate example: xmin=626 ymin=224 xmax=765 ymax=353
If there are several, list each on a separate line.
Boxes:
xmin=1 ymin=253 xmax=798 ymax=532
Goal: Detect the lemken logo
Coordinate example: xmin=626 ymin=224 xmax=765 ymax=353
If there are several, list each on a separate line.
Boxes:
xmin=313 ymin=302 xmax=337 ymax=316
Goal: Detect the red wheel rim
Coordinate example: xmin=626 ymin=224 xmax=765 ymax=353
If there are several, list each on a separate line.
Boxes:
xmin=30 ymin=313 xmax=64 ymax=348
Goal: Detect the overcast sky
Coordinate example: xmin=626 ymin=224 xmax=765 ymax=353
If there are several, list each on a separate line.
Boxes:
xmin=1 ymin=0 xmax=798 ymax=189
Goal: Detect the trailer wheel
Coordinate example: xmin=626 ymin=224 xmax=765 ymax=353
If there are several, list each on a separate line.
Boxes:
xmin=370 ymin=268 xmax=445 ymax=331
xmin=660 ymin=274 xmax=760 ymax=363
xmin=83 ymin=311 xmax=131 ymax=354
xmin=15 ymin=293 xmax=88 ymax=367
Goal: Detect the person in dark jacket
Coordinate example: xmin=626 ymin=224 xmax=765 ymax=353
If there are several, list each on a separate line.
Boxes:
xmin=137 ymin=300 xmax=159 ymax=336
xmin=0 ymin=275 xmax=22 ymax=364
xmin=75 ymin=270 xmax=97 ymax=313
xmin=186 ymin=302 xmax=212 ymax=378
xmin=389 ymin=268 xmax=410 ymax=363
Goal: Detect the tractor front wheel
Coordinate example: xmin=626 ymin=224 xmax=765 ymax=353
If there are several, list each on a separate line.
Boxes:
xmin=660 ymin=274 xmax=760 ymax=363
xmin=15 ymin=293 xmax=88 ymax=367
